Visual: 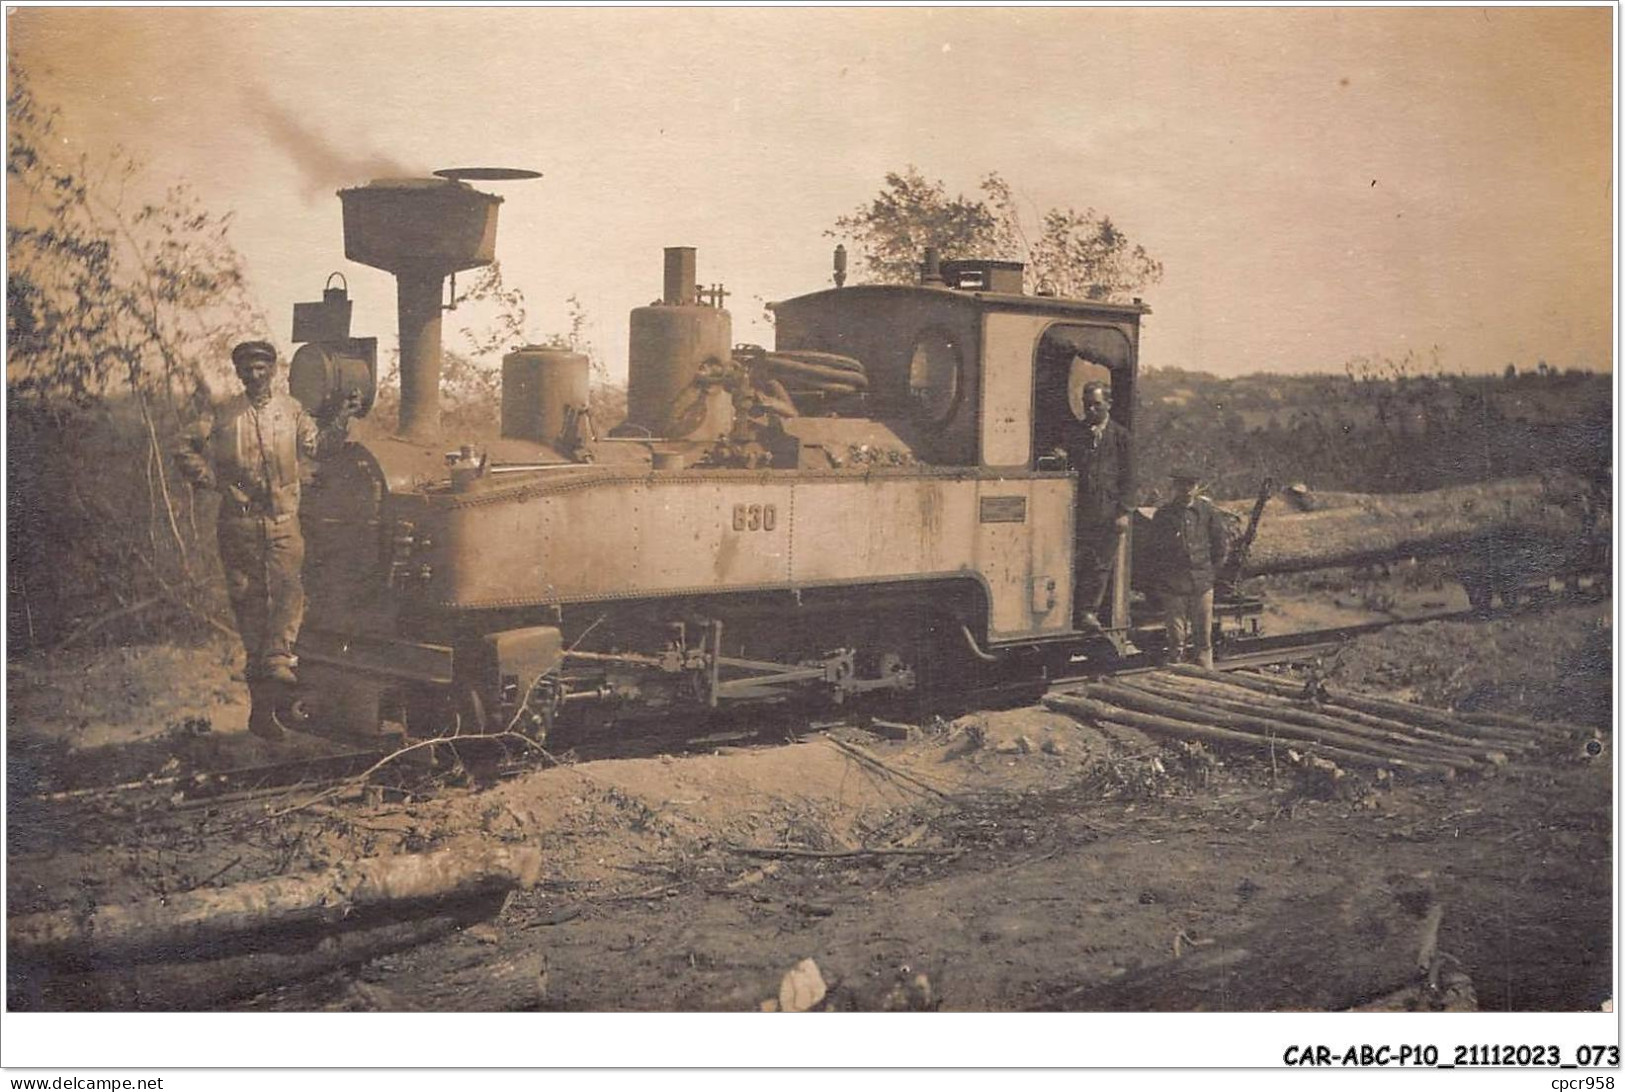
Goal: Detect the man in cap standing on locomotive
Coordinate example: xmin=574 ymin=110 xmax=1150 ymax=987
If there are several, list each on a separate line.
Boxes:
xmin=1054 ymin=370 xmax=1136 ymax=631
xmin=1148 ymin=468 xmax=1232 ymax=670
xmin=174 ymin=340 xmax=358 ymax=736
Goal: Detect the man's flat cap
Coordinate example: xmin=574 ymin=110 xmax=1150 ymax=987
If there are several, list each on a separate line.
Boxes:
xmin=1169 ymin=468 xmax=1202 ymax=483
xmin=232 ymin=340 xmax=277 ymax=366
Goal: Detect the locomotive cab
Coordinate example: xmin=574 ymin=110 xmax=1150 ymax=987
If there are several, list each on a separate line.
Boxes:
xmin=770 ymin=258 xmax=1148 ymax=636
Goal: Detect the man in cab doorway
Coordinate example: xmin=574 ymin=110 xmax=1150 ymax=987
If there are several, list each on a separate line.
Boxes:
xmin=1053 ymin=368 xmax=1135 ymax=632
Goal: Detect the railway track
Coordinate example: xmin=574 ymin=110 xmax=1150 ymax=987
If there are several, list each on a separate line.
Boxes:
xmin=1079 ymin=606 xmax=1486 ymax=683
xmin=18 ymin=594 xmax=1594 ymax=810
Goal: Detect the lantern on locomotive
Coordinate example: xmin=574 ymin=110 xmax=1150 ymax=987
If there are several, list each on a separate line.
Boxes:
xmin=289 ymin=273 xmax=377 ymax=424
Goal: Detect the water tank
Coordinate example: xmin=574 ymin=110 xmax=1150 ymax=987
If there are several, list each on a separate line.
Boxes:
xmin=626 ymin=306 xmax=732 ymax=434
xmin=338 ymin=178 xmax=502 ymax=275
xmin=502 ymin=347 xmax=590 ymax=445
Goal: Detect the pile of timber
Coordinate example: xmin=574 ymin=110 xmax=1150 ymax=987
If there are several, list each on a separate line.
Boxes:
xmin=1212 ymin=474 xmax=1590 ymax=576
xmin=1045 ymin=664 xmax=1577 ymax=780
xmin=7 ymin=844 xmax=542 ymax=1010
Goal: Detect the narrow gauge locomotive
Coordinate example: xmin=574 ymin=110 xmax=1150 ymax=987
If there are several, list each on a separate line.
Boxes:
xmin=285 ymin=176 xmax=1167 ymax=742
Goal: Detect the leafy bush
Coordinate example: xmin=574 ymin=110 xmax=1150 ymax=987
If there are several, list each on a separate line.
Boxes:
xmin=8 ymin=62 xmax=257 ymax=652
xmin=831 ymin=166 xmax=1162 ymax=302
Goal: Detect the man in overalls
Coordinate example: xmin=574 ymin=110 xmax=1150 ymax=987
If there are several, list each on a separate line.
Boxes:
xmin=175 ymin=340 xmax=355 ymax=736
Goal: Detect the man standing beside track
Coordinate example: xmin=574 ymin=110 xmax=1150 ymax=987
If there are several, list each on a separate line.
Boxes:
xmin=1054 ymin=371 xmax=1136 ymax=631
xmin=1148 ymin=468 xmax=1232 ymax=670
xmin=174 ymin=340 xmax=357 ymax=736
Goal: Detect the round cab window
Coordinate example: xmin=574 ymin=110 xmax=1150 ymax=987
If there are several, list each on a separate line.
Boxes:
xmin=907 ymin=332 xmax=962 ymax=425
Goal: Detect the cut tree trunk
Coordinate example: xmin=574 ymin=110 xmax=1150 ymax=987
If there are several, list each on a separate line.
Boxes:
xmin=10 ymin=897 xmax=502 ymax=1011
xmin=1039 ymin=876 xmax=1447 ymax=1011
xmin=1167 ymin=666 xmax=1527 ymax=747
xmin=1044 ymin=693 xmax=1457 ymax=778
xmin=8 ymin=845 xmax=543 ymax=966
xmin=1079 ymin=682 xmax=1482 ymax=773
xmin=1112 ymin=677 xmax=1500 ymax=768
xmin=1136 ymin=672 xmax=1517 ymax=758
xmin=1452 ymin=707 xmax=1586 ymax=739
xmin=345 ymin=946 xmax=556 ymax=1012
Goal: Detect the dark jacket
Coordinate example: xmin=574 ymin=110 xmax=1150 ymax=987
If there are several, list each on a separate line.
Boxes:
xmin=1058 ymin=417 xmax=1135 ymax=525
xmin=1149 ymin=496 xmax=1231 ymax=595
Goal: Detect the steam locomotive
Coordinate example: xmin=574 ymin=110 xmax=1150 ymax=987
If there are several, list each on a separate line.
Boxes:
xmin=282 ymin=175 xmax=1181 ymax=742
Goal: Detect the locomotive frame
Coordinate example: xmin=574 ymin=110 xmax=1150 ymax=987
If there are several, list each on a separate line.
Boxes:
xmin=283 ymin=179 xmax=1169 ymax=743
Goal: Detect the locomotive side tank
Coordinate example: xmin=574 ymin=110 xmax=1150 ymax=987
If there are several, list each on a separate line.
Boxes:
xmin=290 ymin=181 xmax=1148 ymax=741
xmin=410 ymin=465 xmax=1073 ymax=643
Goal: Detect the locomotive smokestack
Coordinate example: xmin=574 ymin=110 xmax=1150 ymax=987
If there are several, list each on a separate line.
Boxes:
xmin=338 ymin=178 xmax=504 ymax=444
xmin=395 ymin=273 xmax=446 ymax=443
xmin=663 ymin=246 xmax=697 ymax=306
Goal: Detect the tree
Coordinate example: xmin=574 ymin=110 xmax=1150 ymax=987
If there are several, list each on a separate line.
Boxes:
xmin=829 ymin=166 xmax=1163 ymax=303
xmin=828 ymin=167 xmax=1003 ymax=284
xmin=7 ymin=61 xmax=265 ymax=649
xmin=8 ymin=68 xmax=263 ymax=411
xmin=1028 ymin=206 xmax=1165 ymax=302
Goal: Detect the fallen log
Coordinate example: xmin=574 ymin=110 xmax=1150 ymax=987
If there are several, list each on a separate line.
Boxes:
xmin=1038 ymin=876 xmax=1446 ymax=1011
xmin=9 ymin=897 xmax=501 ymax=1011
xmin=1168 ymin=665 xmax=1526 ymax=747
xmin=1114 ymin=677 xmax=1501 ymax=769
xmin=8 ymin=844 xmax=543 ymax=966
xmin=1229 ymin=487 xmax=1370 ymax=514
xmin=1451 ymin=707 xmax=1586 ymax=740
xmin=1210 ymin=475 xmax=1586 ymax=576
xmin=1237 ymin=681 xmax=1531 ymax=754
xmin=354 ymin=945 xmax=556 ymax=1012
xmin=1044 ymin=694 xmax=1457 ymax=778
xmin=1137 ymin=672 xmax=1517 ymax=760
xmin=1080 ymin=682 xmax=1484 ymax=774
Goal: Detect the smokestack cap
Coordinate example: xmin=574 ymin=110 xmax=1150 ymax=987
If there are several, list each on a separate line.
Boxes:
xmin=433 ymin=167 xmax=542 ymax=182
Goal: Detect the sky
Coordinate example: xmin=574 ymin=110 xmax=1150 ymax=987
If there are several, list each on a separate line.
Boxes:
xmin=6 ymin=6 xmax=1615 ymax=383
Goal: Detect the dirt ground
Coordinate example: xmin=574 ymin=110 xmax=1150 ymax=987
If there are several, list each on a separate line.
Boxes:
xmin=4 ymin=588 xmax=1613 ymax=1013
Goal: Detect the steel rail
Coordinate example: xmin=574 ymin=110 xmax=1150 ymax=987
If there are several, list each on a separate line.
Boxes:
xmin=22 ymin=590 xmax=1602 ymax=803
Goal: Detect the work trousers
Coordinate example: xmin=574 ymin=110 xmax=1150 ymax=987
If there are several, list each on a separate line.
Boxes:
xmin=1074 ymin=516 xmax=1124 ymax=623
xmin=1163 ymin=587 xmax=1215 ymax=670
xmin=217 ymin=514 xmax=306 ymax=677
